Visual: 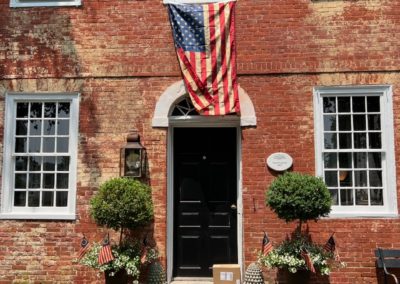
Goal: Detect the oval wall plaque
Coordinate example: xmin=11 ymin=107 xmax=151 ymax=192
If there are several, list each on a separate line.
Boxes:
xmin=266 ymin=152 xmax=293 ymax=172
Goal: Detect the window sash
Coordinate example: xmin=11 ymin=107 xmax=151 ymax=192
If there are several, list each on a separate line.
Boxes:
xmin=10 ymin=0 xmax=81 ymax=8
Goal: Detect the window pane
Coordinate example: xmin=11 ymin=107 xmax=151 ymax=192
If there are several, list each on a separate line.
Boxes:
xmin=29 ymin=156 xmax=41 ymax=171
xmin=44 ymin=103 xmax=56 ymax=118
xmin=43 ymin=156 xmax=56 ymax=171
xmin=340 ymin=171 xmax=352 ymax=186
xmin=29 ymin=137 xmax=41 ymax=153
xmin=30 ymin=103 xmax=42 ymax=118
xmin=16 ymin=121 xmax=28 ymax=135
xmin=58 ymin=103 xmax=70 ymax=118
xmin=29 ymin=120 xmax=41 ymax=136
xmin=324 ymin=133 xmax=337 ymax=149
xmin=43 ymin=137 xmax=55 ymax=153
xmin=17 ymin=103 xmax=29 ymax=118
xmin=15 ymin=156 xmax=28 ymax=171
xmin=323 ymin=97 xmax=336 ymax=113
xmin=56 ymin=191 xmax=68 ymax=207
xmin=14 ymin=191 xmax=26 ymax=207
xmin=15 ymin=138 xmax=27 ymax=153
xmin=43 ymin=120 xmax=56 ymax=135
xmin=353 ymin=97 xmax=365 ymax=112
xmin=339 ymin=133 xmax=351 ymax=149
xmin=354 ymin=170 xmax=367 ymax=187
xmin=368 ymin=115 xmax=381 ymax=130
xmin=355 ymin=189 xmax=369 ymax=205
xmin=324 ymin=115 xmax=336 ymax=131
xmin=323 ymin=153 xmax=337 ymax=168
xmin=28 ymin=191 xmax=40 ymax=207
xmin=340 ymin=188 xmax=353 ymax=205
xmin=354 ymin=152 xmax=367 ymax=168
xmin=370 ymin=170 xmax=382 ymax=187
xmin=339 ymin=152 xmax=352 ymax=168
xmin=57 ymin=156 xmax=70 ymax=171
xmin=338 ymin=97 xmax=350 ymax=112
xmin=28 ymin=174 xmax=41 ymax=189
xmin=15 ymin=174 xmax=27 ymax=189
xmin=57 ymin=120 xmax=69 ymax=135
xmin=338 ymin=115 xmax=351 ymax=131
xmin=369 ymin=133 xmax=381 ymax=149
xmin=370 ymin=188 xmax=383 ymax=205
xmin=353 ymin=115 xmax=366 ymax=130
xmin=354 ymin=133 xmax=367 ymax=149
xmin=57 ymin=138 xmax=69 ymax=153
xmin=43 ymin=174 xmax=55 ymax=189
xmin=42 ymin=191 xmax=54 ymax=206
xmin=56 ymin=173 xmax=69 ymax=189
xmin=368 ymin=153 xmax=381 ymax=168
xmin=330 ymin=189 xmax=338 ymax=205
xmin=367 ymin=96 xmax=380 ymax=112
xmin=325 ymin=171 xmax=338 ymax=187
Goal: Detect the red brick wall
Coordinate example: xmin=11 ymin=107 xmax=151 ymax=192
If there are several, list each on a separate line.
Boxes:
xmin=1 ymin=0 xmax=400 ymax=283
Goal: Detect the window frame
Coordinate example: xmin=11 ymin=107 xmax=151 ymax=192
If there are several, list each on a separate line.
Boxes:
xmin=10 ymin=0 xmax=81 ymax=8
xmin=1 ymin=92 xmax=79 ymax=220
xmin=313 ymin=85 xmax=397 ymax=217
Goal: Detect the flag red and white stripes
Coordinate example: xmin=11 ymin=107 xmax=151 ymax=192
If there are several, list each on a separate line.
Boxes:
xmin=98 ymin=235 xmax=114 ymax=265
xmin=324 ymin=235 xmax=336 ymax=253
xmin=301 ymin=249 xmax=316 ymax=273
xmin=77 ymin=235 xmax=90 ymax=260
xmin=168 ymin=1 xmax=240 ymax=115
xmin=262 ymin=232 xmax=273 ymax=255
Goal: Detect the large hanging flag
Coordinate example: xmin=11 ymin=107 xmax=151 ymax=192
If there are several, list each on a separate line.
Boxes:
xmin=262 ymin=232 xmax=273 ymax=255
xmin=167 ymin=0 xmax=240 ymax=115
xmin=77 ymin=235 xmax=90 ymax=261
xmin=98 ymin=234 xmax=114 ymax=265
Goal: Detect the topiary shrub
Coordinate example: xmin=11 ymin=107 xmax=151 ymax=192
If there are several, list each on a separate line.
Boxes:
xmin=266 ymin=172 xmax=331 ymax=224
xmin=90 ymin=177 xmax=154 ymax=233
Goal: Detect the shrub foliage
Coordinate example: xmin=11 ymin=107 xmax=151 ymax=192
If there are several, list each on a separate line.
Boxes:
xmin=266 ymin=172 xmax=331 ymax=223
xmin=90 ymin=177 xmax=154 ymax=231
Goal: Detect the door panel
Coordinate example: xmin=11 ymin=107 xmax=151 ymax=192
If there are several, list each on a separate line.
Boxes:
xmin=173 ymin=127 xmax=237 ymax=277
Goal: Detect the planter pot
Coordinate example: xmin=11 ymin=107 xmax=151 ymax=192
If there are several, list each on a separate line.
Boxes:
xmin=105 ymin=269 xmax=132 ymax=284
xmin=281 ymin=269 xmax=311 ymax=284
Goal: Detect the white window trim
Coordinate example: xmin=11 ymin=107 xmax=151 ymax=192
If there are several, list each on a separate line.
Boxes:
xmin=10 ymin=0 xmax=81 ymax=8
xmin=313 ymin=85 xmax=398 ymax=218
xmin=0 ymin=92 xmax=80 ymax=220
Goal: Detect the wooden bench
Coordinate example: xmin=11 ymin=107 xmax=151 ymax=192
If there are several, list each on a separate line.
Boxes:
xmin=375 ymin=248 xmax=400 ymax=284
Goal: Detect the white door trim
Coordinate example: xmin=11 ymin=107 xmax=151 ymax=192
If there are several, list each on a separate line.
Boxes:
xmin=167 ymin=120 xmax=243 ymax=283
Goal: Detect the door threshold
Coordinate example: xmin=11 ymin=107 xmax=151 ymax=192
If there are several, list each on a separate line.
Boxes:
xmin=171 ymin=277 xmax=213 ymax=283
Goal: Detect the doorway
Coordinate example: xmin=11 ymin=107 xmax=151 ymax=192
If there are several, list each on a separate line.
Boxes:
xmin=172 ymin=127 xmax=238 ymax=278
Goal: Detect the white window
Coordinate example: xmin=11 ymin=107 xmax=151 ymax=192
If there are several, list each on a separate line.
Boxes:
xmin=1 ymin=93 xmax=79 ymax=220
xmin=10 ymin=0 xmax=81 ymax=8
xmin=314 ymin=86 xmax=397 ymax=217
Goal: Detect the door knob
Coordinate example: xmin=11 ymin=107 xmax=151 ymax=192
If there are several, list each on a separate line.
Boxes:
xmin=230 ymin=204 xmax=237 ymax=210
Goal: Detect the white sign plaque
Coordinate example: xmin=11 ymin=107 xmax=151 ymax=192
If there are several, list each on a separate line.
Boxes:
xmin=267 ymin=152 xmax=293 ymax=172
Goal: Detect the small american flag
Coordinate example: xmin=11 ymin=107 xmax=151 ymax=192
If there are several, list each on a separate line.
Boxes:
xmin=324 ymin=235 xmax=336 ymax=253
xmin=262 ymin=232 xmax=273 ymax=255
xmin=301 ymin=249 xmax=316 ymax=273
xmin=77 ymin=235 xmax=90 ymax=260
xmin=98 ymin=234 xmax=114 ymax=265
xmin=167 ymin=0 xmax=240 ymax=115
xmin=140 ymin=236 xmax=149 ymax=264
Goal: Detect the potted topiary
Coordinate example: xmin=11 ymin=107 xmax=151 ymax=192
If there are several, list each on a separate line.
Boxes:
xmin=258 ymin=172 xmax=345 ymax=283
xmin=78 ymin=177 xmax=155 ymax=283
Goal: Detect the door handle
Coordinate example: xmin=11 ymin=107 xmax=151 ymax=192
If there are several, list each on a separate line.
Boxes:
xmin=230 ymin=204 xmax=237 ymax=210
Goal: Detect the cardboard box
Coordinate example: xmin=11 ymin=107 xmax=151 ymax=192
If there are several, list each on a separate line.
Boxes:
xmin=213 ymin=264 xmax=241 ymax=284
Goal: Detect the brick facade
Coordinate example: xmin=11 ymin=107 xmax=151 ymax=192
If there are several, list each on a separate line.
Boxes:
xmin=1 ymin=0 xmax=400 ymax=283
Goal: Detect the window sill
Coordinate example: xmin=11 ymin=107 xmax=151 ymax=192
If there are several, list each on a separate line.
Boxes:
xmin=10 ymin=1 xmax=81 ymax=8
xmin=327 ymin=212 xmax=399 ymax=219
xmin=0 ymin=213 xmax=76 ymax=220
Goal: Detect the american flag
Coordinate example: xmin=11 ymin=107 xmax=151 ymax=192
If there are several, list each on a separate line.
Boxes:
xmin=98 ymin=234 xmax=114 ymax=265
xmin=262 ymin=232 xmax=273 ymax=255
xmin=301 ymin=249 xmax=316 ymax=273
xmin=140 ymin=236 xmax=148 ymax=264
xmin=77 ymin=235 xmax=90 ymax=260
xmin=167 ymin=1 xmax=240 ymax=115
xmin=324 ymin=235 xmax=336 ymax=253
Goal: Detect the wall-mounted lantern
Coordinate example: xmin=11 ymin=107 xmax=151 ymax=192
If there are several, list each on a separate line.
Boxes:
xmin=120 ymin=133 xmax=145 ymax=178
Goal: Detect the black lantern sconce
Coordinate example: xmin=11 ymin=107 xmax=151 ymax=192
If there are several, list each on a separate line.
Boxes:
xmin=120 ymin=133 xmax=145 ymax=178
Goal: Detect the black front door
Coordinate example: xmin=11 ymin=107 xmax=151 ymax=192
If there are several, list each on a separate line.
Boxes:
xmin=173 ymin=127 xmax=238 ymax=278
